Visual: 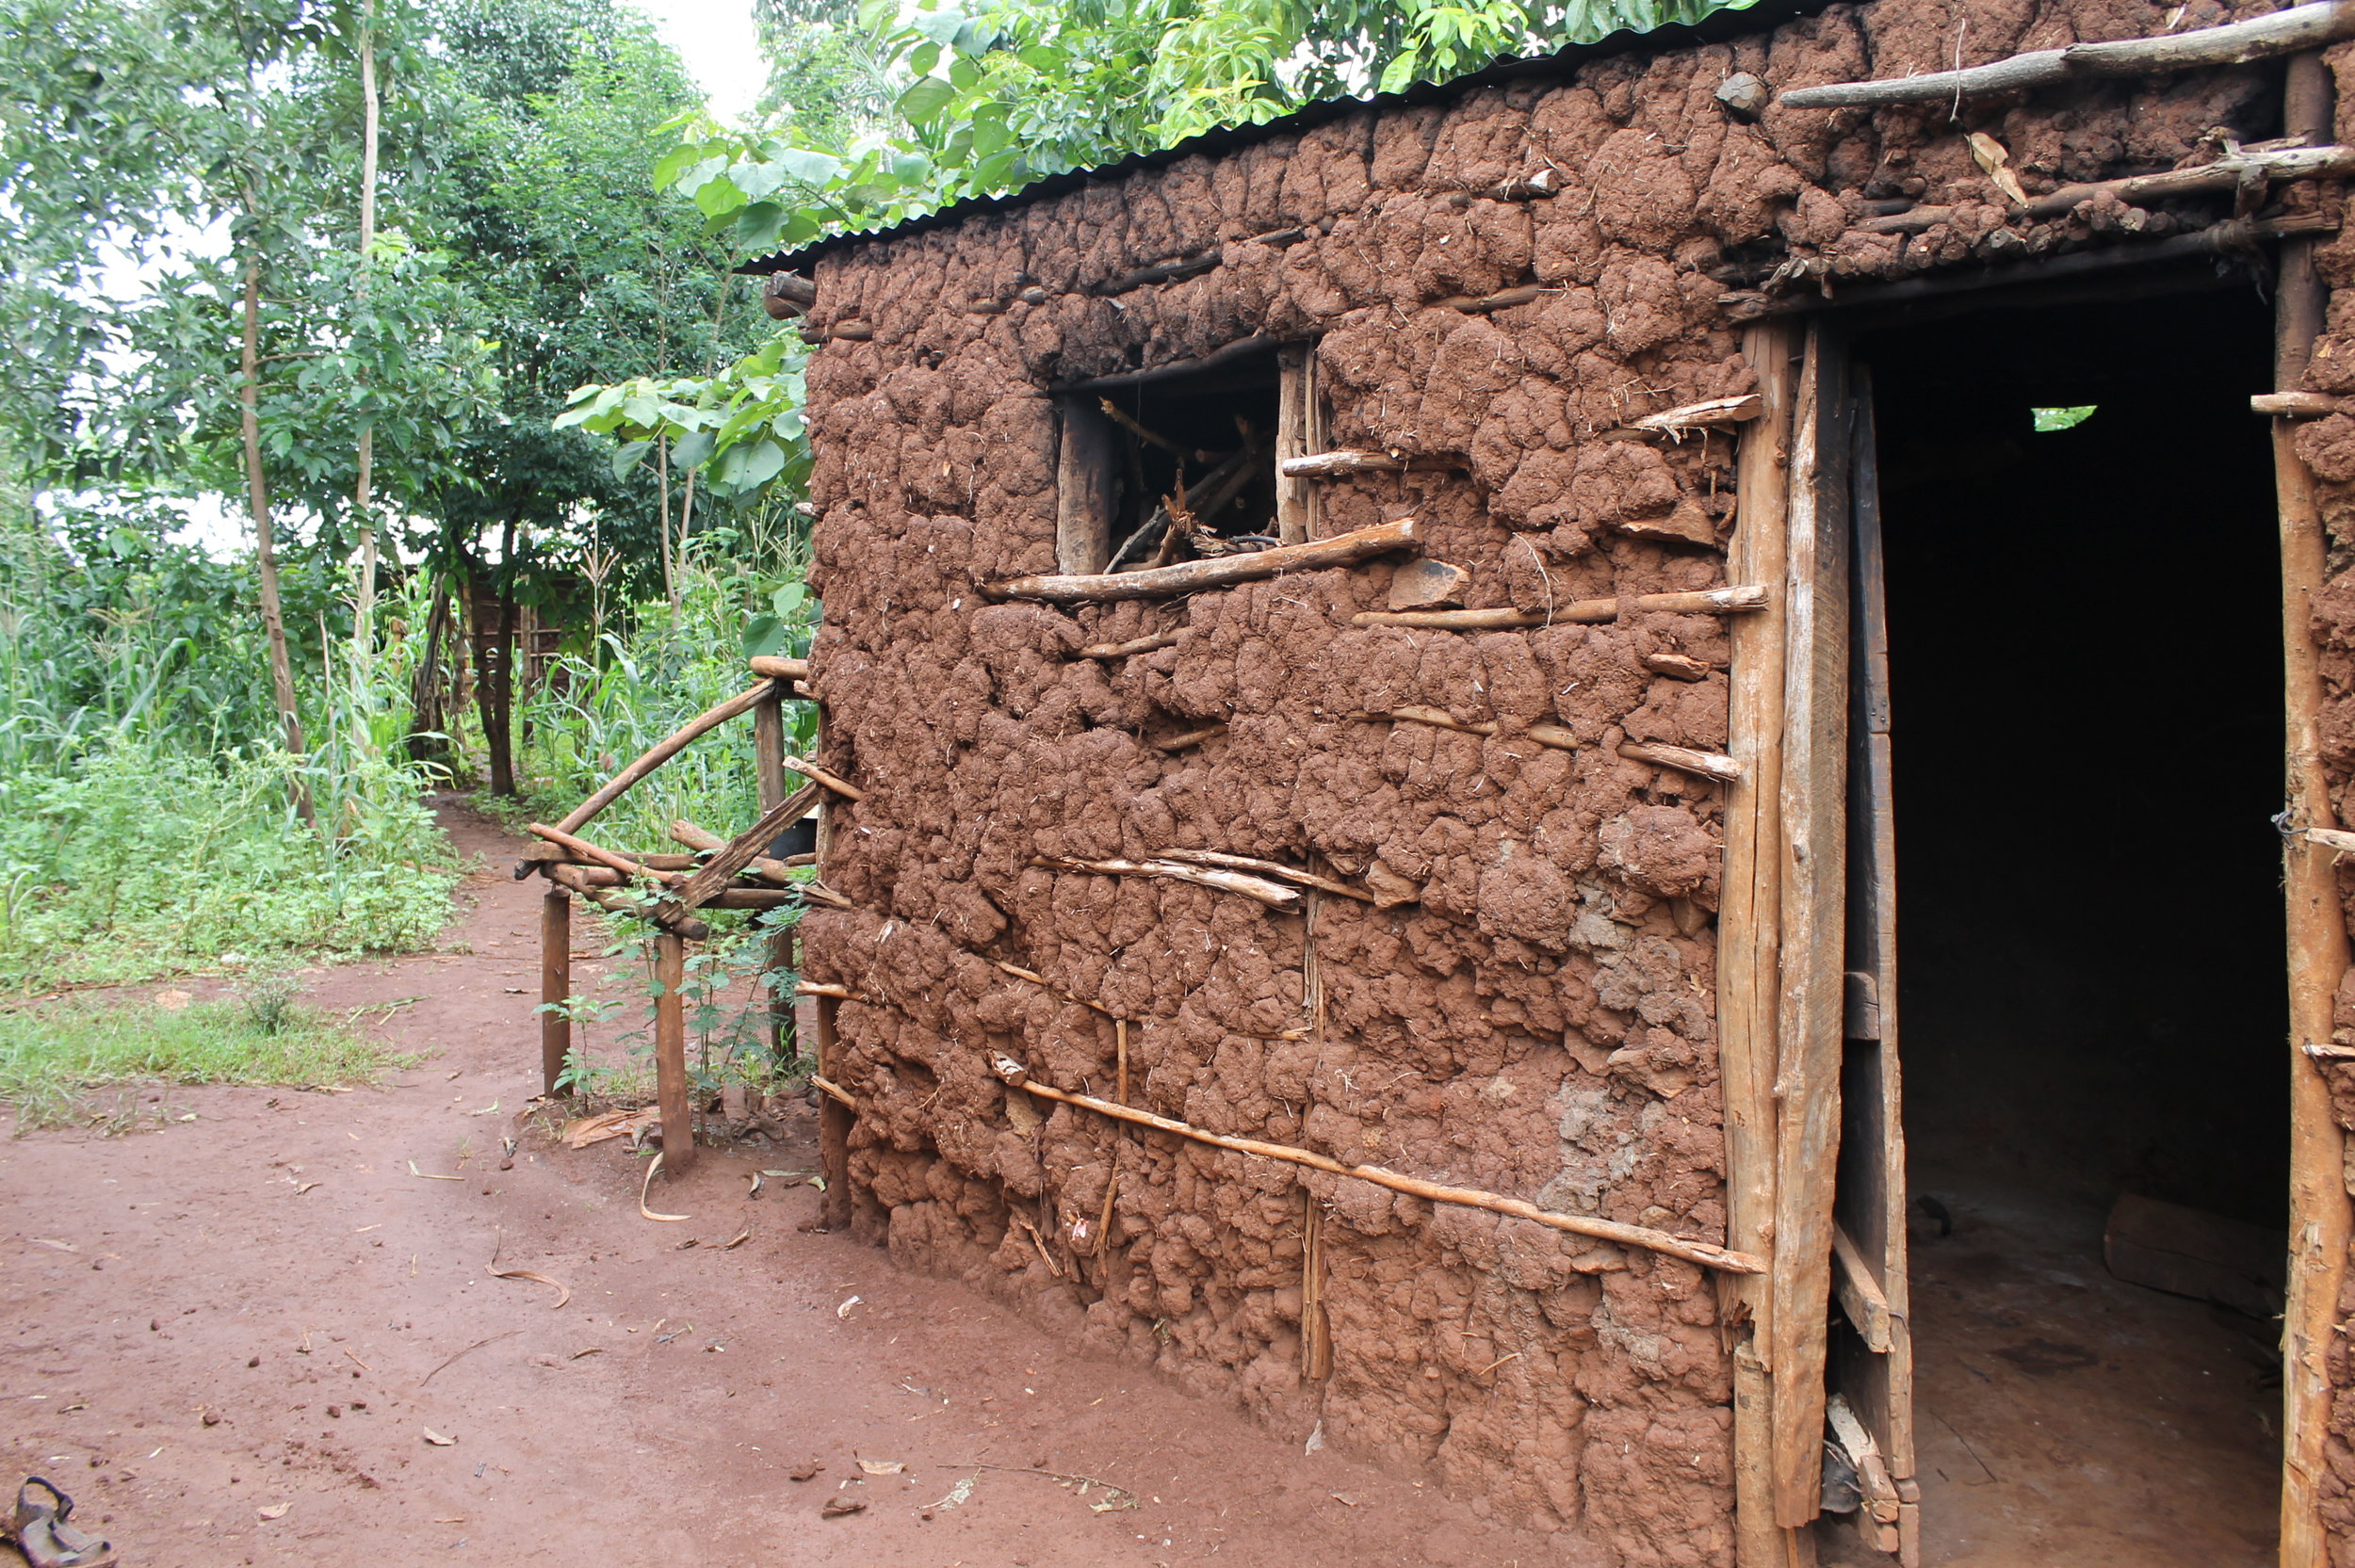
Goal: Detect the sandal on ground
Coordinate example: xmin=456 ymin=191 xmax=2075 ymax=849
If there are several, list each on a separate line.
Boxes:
xmin=6 ymin=1479 xmax=118 ymax=1568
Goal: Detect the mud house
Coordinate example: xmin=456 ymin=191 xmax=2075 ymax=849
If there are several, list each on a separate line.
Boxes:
xmin=746 ymin=1 xmax=2355 ymax=1559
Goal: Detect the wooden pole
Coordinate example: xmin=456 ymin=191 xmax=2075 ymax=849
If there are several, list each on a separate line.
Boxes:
xmin=654 ymin=930 xmax=694 ymax=1174
xmin=1769 ymin=320 xmax=1853 ymax=1529
xmin=983 ymin=519 xmax=1421 ymax=604
xmin=754 ymin=690 xmax=792 ymax=1081
xmin=553 ymin=682 xmax=774 ymax=835
xmin=815 ymin=993 xmax=850 ymax=1228
xmin=1351 ymin=586 xmax=1769 ymax=629
xmin=2278 ymin=48 xmax=2351 ymax=1568
xmin=987 ymin=1056 xmax=1763 ymax=1273
xmin=540 ymin=888 xmax=570 ymax=1098
xmin=1722 ymin=319 xmax=1800 ymax=1568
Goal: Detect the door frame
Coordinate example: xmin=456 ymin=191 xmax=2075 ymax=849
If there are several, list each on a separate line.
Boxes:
xmin=1724 ymin=250 xmax=2355 ymax=1565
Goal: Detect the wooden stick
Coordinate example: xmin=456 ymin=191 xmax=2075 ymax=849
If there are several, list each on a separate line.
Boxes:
xmin=1351 ymin=705 xmax=1584 ymax=753
xmin=547 ymin=865 xmax=710 ymax=942
xmin=654 ymin=930 xmax=693 ymax=1173
xmin=2275 ymin=62 xmax=2353 ymax=1556
xmin=1150 ymin=723 xmax=1226 ymax=753
xmin=813 ymin=993 xmax=851 ymax=1229
xmin=1277 ymin=449 xmax=1457 ymax=479
xmin=1831 ymin=1223 xmax=1895 ymax=1353
xmin=520 ymin=843 xmax=698 ymax=871
xmin=1645 ymin=652 xmax=1716 ymax=681
xmin=1097 ymin=397 xmax=1199 ymax=462
xmin=1436 ymin=283 xmax=1547 ymax=314
xmin=541 ymin=889 xmax=570 ymax=1098
xmin=1780 ymin=3 xmax=2355 ymax=107
xmin=671 ymin=817 xmax=804 ymax=884
xmin=1033 ymin=854 xmax=1302 ymax=910
xmin=797 ymin=981 xmax=871 ymax=1002
xmin=1351 ymin=585 xmax=1770 ymax=629
xmin=984 ymin=520 xmax=1422 ymax=605
xmin=781 ymin=755 xmax=864 ymax=801
xmin=748 ymin=655 xmax=810 ymax=683
xmin=1114 ymin=1016 xmax=1129 ymax=1105
xmin=809 ymin=1075 xmax=858 ymax=1110
xmin=1080 ymin=629 xmax=1181 ymax=658
xmin=990 ymin=959 xmax=1117 ymax=1017
xmin=1302 ymin=1191 xmax=1332 ymax=1380
xmin=1148 ymin=849 xmax=1375 ymax=903
xmin=554 ymin=683 xmax=771 ymax=835
xmin=1618 ymin=740 xmax=1744 ymax=784
xmin=986 ymin=1054 xmax=1763 ymax=1273
xmin=528 ymin=823 xmax=682 ymax=886
xmin=2023 ymin=142 xmax=2355 ymax=219
xmin=666 ymin=783 xmax=823 ymax=913
xmin=1617 ymin=395 xmax=1763 ymax=439
xmin=798 ymin=881 xmax=855 ymax=911
xmin=2255 ymin=391 xmax=2345 ymax=419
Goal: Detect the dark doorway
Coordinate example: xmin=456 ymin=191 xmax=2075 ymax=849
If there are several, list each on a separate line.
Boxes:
xmin=1853 ymin=283 xmax=2286 ymax=1565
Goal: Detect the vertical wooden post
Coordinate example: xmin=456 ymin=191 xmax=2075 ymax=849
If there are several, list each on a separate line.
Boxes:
xmin=812 ymin=705 xmax=852 ymax=1227
xmin=1056 ymin=396 xmax=1118 ymax=573
xmin=654 ymin=929 xmax=695 ymax=1174
xmin=1724 ymin=320 xmax=1805 ymax=1568
xmin=753 ymin=687 xmax=791 ymax=1077
xmin=2278 ymin=49 xmax=2350 ymax=1568
xmin=1276 ymin=343 xmax=1324 ymax=544
xmin=540 ymin=888 xmax=571 ymax=1098
xmin=1770 ymin=320 xmax=1853 ymax=1530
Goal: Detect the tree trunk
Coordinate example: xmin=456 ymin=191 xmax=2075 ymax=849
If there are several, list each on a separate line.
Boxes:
xmin=240 ymin=257 xmax=313 ymax=824
xmin=350 ymin=0 xmax=382 ymax=661
xmin=405 ymin=574 xmax=451 ymax=766
xmin=473 ymin=511 xmax=521 ymax=796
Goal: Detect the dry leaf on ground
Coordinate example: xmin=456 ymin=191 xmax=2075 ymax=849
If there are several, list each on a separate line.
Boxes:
xmin=422 ymin=1429 xmax=456 ymax=1447
xmin=560 ymin=1108 xmax=658 ymax=1149
xmin=488 ymin=1266 xmax=571 ymax=1309
xmin=820 ymin=1497 xmax=866 ymax=1518
xmin=256 ymin=1503 xmax=290 ymax=1521
xmin=856 ymin=1460 xmax=904 ymax=1476
xmin=639 ymin=1153 xmax=690 ymax=1222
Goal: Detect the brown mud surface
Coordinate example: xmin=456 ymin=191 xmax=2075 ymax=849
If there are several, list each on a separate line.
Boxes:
xmin=0 ymin=801 xmax=1564 ymax=1567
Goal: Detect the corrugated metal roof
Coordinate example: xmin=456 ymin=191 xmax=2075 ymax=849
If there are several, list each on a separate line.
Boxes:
xmin=742 ymin=0 xmax=1825 ymax=276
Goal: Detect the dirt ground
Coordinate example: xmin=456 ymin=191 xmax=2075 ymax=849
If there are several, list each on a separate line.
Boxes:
xmin=0 ymin=800 xmax=1571 ymax=1568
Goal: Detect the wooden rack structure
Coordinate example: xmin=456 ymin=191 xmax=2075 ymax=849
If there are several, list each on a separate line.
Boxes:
xmin=512 ymin=653 xmax=850 ymax=1196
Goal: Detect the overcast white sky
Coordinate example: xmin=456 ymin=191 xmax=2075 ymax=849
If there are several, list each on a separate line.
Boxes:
xmin=639 ymin=0 xmax=769 ymax=123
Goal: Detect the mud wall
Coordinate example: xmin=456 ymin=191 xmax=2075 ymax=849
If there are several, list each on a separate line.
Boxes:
xmin=791 ymin=5 xmax=2286 ymax=1561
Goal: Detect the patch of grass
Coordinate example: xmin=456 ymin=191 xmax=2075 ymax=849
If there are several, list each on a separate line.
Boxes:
xmin=0 ymin=989 xmax=418 ymax=1132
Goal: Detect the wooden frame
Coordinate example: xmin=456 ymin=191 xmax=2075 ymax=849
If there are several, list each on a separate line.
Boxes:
xmin=1722 ymin=318 xmax=1805 ymax=1567
xmin=1275 ymin=341 xmax=1324 ymax=543
xmin=1056 ymin=393 xmax=1119 ymax=574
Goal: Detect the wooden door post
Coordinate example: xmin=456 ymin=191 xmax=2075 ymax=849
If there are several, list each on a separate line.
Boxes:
xmin=753 ymin=687 xmax=792 ymax=1082
xmin=2277 ymin=48 xmax=2351 ymax=1568
xmin=540 ymin=888 xmax=571 ymax=1098
xmin=655 ymin=929 xmax=694 ymax=1174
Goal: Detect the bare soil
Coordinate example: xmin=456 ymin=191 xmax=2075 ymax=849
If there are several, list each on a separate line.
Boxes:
xmin=0 ymin=801 xmax=1567 ymax=1567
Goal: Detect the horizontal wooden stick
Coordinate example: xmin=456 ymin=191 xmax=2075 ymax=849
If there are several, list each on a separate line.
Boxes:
xmin=986 ymin=1054 xmax=1762 ymax=1274
xmin=1435 ymin=283 xmax=1547 ymax=314
xmin=809 ymin=1075 xmax=860 ymax=1110
xmin=1080 ymin=629 xmax=1182 ymax=658
xmin=1033 ymin=854 xmax=1302 ymax=910
xmin=548 ymin=864 xmax=710 ymax=940
xmin=705 ymin=888 xmax=804 ymax=910
xmin=748 ymin=655 xmax=810 ymax=683
xmin=1353 ymin=585 xmax=1770 ymax=629
xmin=2298 ymin=826 xmax=2355 ymax=855
xmin=2255 ymin=391 xmax=2346 ymax=418
xmin=991 ymin=958 xmax=1118 ymax=1016
xmin=1352 ymin=705 xmax=1584 ymax=753
xmin=797 ymin=981 xmax=871 ymax=1002
xmin=1151 ymin=723 xmax=1227 ymax=753
xmin=521 ymin=843 xmax=699 ymax=872
xmin=1616 ymin=395 xmax=1762 ymax=439
xmin=985 ymin=520 xmax=1422 ymax=604
xmin=528 ymin=823 xmax=683 ymax=886
xmin=2024 ymin=143 xmax=2355 ymax=219
xmin=800 ymin=881 xmax=855 ymax=911
xmin=1618 ymin=740 xmax=1743 ymax=783
xmin=1780 ymin=2 xmax=2355 ymax=107
xmin=555 ymin=683 xmax=771 ymax=835
xmin=1149 ymin=849 xmax=1375 ymax=903
xmin=781 ymin=756 xmax=864 ymax=801
xmin=1277 ymin=449 xmax=1458 ymax=479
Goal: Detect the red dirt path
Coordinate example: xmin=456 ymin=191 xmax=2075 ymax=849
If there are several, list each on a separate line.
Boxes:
xmin=0 ymin=800 xmax=1567 ymax=1567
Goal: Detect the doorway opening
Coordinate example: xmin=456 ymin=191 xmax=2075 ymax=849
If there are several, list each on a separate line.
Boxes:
xmin=1853 ymin=283 xmax=2286 ymax=1565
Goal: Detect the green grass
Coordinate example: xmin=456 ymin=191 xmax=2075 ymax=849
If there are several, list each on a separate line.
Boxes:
xmin=0 ymin=987 xmax=419 ymax=1132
